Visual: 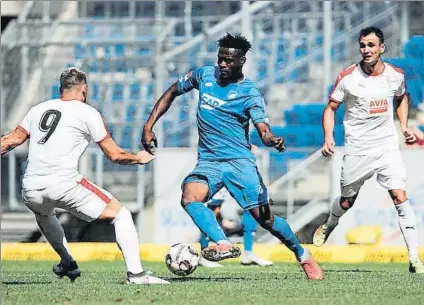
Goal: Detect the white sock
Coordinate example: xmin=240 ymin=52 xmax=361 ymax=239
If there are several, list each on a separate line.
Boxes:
xmin=326 ymin=197 xmax=348 ymax=227
xmin=112 ymin=207 xmax=144 ymax=274
xmin=298 ymin=248 xmax=310 ymax=263
xmin=35 ymin=213 xmax=75 ymax=265
xmin=395 ymin=200 xmax=419 ymax=261
xmin=217 ymin=240 xmax=231 ymax=246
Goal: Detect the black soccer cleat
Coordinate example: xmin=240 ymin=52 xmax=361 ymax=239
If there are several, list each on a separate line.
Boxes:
xmin=52 ymin=261 xmax=81 ymax=282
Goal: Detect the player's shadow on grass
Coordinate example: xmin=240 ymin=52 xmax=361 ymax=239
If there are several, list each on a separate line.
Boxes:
xmin=2 ymin=280 xmax=53 ymax=285
xmin=165 ymin=276 xmax=247 ymax=282
xmin=325 ymin=269 xmax=373 ymax=273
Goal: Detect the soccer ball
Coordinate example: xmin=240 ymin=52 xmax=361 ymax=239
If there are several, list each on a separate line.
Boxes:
xmin=165 ymin=243 xmax=199 ymax=276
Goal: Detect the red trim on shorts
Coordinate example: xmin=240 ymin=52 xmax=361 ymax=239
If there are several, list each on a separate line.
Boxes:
xmin=329 ymin=64 xmax=357 ymax=99
xmin=78 ymin=178 xmax=111 ymax=204
xmin=17 ymin=126 xmax=30 ymax=136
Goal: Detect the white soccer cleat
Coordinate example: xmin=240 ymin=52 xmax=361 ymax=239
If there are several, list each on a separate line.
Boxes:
xmin=313 ymin=223 xmax=335 ymax=247
xmin=198 ymin=256 xmax=224 ymax=268
xmin=409 ymin=259 xmax=424 ymax=274
xmin=241 ymin=252 xmax=273 ymax=267
xmin=126 ymin=271 xmax=170 ymax=285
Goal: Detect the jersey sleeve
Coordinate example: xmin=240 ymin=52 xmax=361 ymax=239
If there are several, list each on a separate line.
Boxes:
xmin=396 ymin=74 xmax=406 ymax=97
xmin=329 ymin=74 xmax=346 ymax=103
xmin=86 ymin=109 xmax=110 ymax=143
xmin=176 ymin=67 xmax=202 ymax=95
xmin=18 ymin=108 xmax=32 ymax=135
xmin=245 ymin=95 xmax=269 ymax=125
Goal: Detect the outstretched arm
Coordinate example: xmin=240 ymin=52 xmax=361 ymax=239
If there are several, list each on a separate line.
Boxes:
xmin=142 ymin=83 xmax=180 ymax=153
xmin=98 ymin=137 xmax=155 ymax=165
xmin=254 ymin=122 xmax=285 ymax=152
xmin=144 ymin=83 xmax=180 ymax=131
xmin=1 ymin=128 xmax=29 ymax=156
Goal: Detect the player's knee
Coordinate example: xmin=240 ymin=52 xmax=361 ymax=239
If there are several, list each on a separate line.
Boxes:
xmin=181 ymin=192 xmax=207 ymax=207
xmin=389 ymin=190 xmax=407 ymax=205
xmin=256 ymin=213 xmax=275 ymax=230
xmin=99 ymin=198 xmax=122 ymax=221
xmin=340 ymin=196 xmax=356 ymax=209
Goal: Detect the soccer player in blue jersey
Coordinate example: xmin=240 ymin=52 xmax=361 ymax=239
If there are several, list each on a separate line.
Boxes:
xmin=142 ymin=33 xmax=323 ymax=279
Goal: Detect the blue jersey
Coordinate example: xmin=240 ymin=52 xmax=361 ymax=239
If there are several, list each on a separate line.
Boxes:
xmin=176 ymin=66 xmax=268 ymax=161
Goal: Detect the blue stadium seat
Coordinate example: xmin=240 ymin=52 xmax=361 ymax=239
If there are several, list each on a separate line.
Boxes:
xmin=121 ymin=126 xmax=133 ymax=149
xmin=103 ymin=45 xmax=112 ymax=57
xmin=146 ymin=83 xmax=153 ymax=100
xmin=290 ymin=39 xmax=308 ymax=82
xmin=90 ymin=82 xmax=99 ymax=101
xmin=82 ymin=24 xmax=94 ymax=39
xmin=51 ymin=83 xmax=60 ymax=99
xmin=88 ymin=60 xmax=98 ymax=73
xmin=136 ymin=47 xmax=152 ymax=56
xmin=130 ymin=83 xmax=141 ymax=101
xmin=74 ymin=44 xmax=85 ymax=60
xmin=115 ymin=44 xmax=125 ymax=57
xmin=419 ymin=125 xmax=424 ymax=133
xmin=112 ymin=83 xmax=124 ymax=102
xmin=126 ymin=104 xmax=137 ymax=122
xmin=115 ymin=60 xmax=128 ymax=72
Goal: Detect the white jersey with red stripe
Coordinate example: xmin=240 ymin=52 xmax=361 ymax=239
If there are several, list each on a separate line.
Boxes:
xmin=330 ymin=62 xmax=405 ymax=155
xmin=18 ymin=99 xmax=110 ymax=190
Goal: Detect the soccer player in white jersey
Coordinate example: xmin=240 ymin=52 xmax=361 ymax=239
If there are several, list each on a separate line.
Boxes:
xmin=1 ymin=67 xmax=170 ymax=284
xmin=313 ymin=27 xmax=424 ymax=273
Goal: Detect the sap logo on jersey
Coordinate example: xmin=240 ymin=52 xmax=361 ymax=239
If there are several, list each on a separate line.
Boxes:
xmin=369 ymin=99 xmax=388 ymax=114
xmin=200 ymin=93 xmax=227 ymax=110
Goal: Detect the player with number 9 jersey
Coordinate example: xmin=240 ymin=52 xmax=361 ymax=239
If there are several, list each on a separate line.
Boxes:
xmin=18 ymin=99 xmax=110 ymax=190
xmin=1 ymin=67 xmax=169 ymax=285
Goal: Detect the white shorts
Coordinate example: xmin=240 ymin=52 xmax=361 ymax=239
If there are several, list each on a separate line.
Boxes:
xmin=340 ymin=149 xmax=407 ymax=197
xmin=22 ymin=177 xmax=113 ymax=222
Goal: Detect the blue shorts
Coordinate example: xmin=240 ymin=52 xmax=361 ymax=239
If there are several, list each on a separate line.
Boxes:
xmin=182 ymin=158 xmax=268 ymax=210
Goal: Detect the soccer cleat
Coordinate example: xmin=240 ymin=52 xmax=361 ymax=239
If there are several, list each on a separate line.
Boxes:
xmin=52 ymin=261 xmax=81 ymax=282
xmin=126 ymin=271 xmax=170 ymax=285
xmin=198 ymin=256 xmax=224 ymax=268
xmin=409 ymin=259 xmax=424 ymax=274
xmin=313 ymin=223 xmax=335 ymax=247
xmin=240 ymin=252 xmax=273 ymax=267
xmin=299 ymin=252 xmax=324 ymax=280
xmin=201 ymin=244 xmax=241 ymax=262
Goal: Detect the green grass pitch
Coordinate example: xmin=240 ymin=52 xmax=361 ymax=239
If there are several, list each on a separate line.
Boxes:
xmin=2 ymin=261 xmax=424 ymax=305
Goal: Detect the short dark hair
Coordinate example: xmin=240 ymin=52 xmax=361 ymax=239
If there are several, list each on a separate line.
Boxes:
xmin=359 ymin=26 xmax=385 ymax=44
xmin=59 ymin=67 xmax=87 ymax=94
xmin=217 ymin=33 xmax=252 ymax=55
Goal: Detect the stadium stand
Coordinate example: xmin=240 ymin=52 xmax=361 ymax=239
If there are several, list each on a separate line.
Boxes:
xmin=2 ymin=1 xmax=423 ymax=218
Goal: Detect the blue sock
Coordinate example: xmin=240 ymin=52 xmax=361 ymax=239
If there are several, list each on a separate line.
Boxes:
xmin=184 ymin=202 xmax=228 ymax=243
xmin=271 ymin=216 xmax=304 ymax=258
xmin=242 ymin=211 xmax=256 ymax=252
xmin=200 ymin=233 xmax=209 ymax=250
